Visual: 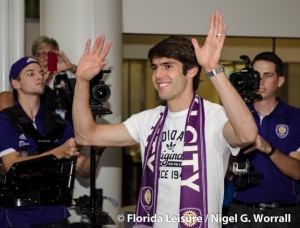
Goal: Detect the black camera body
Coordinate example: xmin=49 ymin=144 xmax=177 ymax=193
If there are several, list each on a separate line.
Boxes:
xmin=89 ymin=70 xmax=112 ymax=116
xmin=67 ymin=70 xmax=112 ymax=116
xmin=229 ymin=55 xmax=262 ymax=103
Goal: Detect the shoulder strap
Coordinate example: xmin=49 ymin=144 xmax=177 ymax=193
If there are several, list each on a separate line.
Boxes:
xmin=43 ymin=109 xmax=66 ymax=141
xmin=2 ymin=105 xmax=66 ymax=153
xmin=10 ymin=105 xmax=45 ymax=140
xmin=1 ymin=106 xmax=25 ymax=134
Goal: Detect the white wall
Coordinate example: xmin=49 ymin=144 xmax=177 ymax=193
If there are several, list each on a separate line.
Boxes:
xmin=25 ymin=18 xmax=40 ymax=56
xmin=0 ymin=0 xmax=25 ymax=92
xmin=123 ymin=0 xmax=300 ymax=38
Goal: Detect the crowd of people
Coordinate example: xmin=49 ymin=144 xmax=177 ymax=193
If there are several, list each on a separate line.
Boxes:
xmin=0 ymin=10 xmax=299 ymax=228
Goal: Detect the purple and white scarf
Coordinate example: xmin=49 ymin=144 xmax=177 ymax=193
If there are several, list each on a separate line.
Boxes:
xmin=135 ymin=94 xmax=208 ymax=228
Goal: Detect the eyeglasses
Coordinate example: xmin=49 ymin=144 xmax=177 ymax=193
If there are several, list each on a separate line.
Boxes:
xmin=35 ymin=51 xmax=52 ymax=58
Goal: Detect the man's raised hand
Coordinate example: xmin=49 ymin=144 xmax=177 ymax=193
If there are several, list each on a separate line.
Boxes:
xmin=76 ymin=36 xmax=112 ymax=83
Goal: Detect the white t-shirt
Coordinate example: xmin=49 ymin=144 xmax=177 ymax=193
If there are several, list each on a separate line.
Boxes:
xmin=124 ymin=99 xmax=238 ymax=228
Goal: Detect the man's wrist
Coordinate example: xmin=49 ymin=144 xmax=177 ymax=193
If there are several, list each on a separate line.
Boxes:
xmin=267 ymin=144 xmax=276 ymax=157
xmin=71 ymin=64 xmax=77 ymax=73
xmin=205 ymin=64 xmax=225 ymax=77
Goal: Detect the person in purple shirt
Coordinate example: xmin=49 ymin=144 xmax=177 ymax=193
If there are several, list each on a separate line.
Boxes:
xmin=227 ymin=52 xmax=300 ymax=228
xmin=0 ymin=57 xmax=99 ymax=227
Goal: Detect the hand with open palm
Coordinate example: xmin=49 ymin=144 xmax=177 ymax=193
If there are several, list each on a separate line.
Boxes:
xmin=76 ymin=36 xmax=112 ymax=83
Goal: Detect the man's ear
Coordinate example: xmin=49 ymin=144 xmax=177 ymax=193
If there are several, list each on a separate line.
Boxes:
xmin=11 ymin=79 xmax=20 ymax=90
xmin=187 ymin=66 xmax=198 ymax=78
xmin=278 ymin=76 xmax=285 ymax=88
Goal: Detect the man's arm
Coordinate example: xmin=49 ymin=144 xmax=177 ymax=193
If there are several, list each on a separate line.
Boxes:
xmin=244 ymin=135 xmax=300 ymax=180
xmin=271 ymin=150 xmax=300 ymax=180
xmin=191 ymin=12 xmax=257 ymax=147
xmin=75 ymin=147 xmax=105 ymax=178
xmin=73 ymin=36 xmax=136 ymax=147
xmin=1 ymin=138 xmax=80 ymax=172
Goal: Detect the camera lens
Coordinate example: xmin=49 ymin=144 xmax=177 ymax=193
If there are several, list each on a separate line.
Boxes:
xmin=233 ymin=77 xmax=244 ymax=88
xmin=91 ymin=83 xmax=111 ymax=103
xmin=229 ymin=73 xmax=247 ymax=92
xmin=238 ymin=163 xmax=246 ymax=169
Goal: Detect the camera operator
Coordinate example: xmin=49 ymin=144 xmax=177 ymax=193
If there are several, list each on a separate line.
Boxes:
xmin=226 ymin=52 xmax=300 ymax=227
xmin=32 ymin=36 xmax=77 ymax=124
xmin=0 ymin=57 xmax=102 ymax=227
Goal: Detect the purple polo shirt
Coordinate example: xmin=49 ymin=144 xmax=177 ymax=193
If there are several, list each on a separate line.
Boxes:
xmin=234 ymin=98 xmax=300 ymax=204
xmin=0 ymin=104 xmax=74 ymax=227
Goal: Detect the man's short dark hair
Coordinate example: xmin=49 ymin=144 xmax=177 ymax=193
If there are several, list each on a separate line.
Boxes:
xmin=148 ymin=35 xmax=202 ymax=92
xmin=252 ymin=52 xmax=284 ymax=76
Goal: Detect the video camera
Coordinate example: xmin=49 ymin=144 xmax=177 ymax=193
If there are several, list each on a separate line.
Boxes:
xmin=229 ymin=57 xmax=264 ymax=190
xmin=229 ymin=55 xmax=262 ymax=103
xmin=89 ymin=70 xmax=112 ymax=116
xmin=68 ymin=70 xmax=112 ymax=116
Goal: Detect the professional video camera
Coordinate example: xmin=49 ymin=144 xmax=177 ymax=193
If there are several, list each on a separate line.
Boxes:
xmin=229 ymin=56 xmax=264 ymax=190
xmin=68 ymin=70 xmax=112 ymax=116
xmin=229 ymin=55 xmax=262 ymax=103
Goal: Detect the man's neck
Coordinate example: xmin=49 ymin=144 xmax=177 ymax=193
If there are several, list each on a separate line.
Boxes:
xmin=18 ymin=97 xmax=41 ymax=120
xmin=167 ymin=93 xmax=194 ymax=112
xmin=254 ymin=97 xmax=278 ymax=116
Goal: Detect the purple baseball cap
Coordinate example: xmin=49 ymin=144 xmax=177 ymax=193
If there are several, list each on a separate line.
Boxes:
xmin=9 ymin=57 xmax=39 ymax=83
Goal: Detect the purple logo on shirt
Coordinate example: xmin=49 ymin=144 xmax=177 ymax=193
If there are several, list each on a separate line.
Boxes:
xmin=276 ymin=124 xmax=289 ymax=138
